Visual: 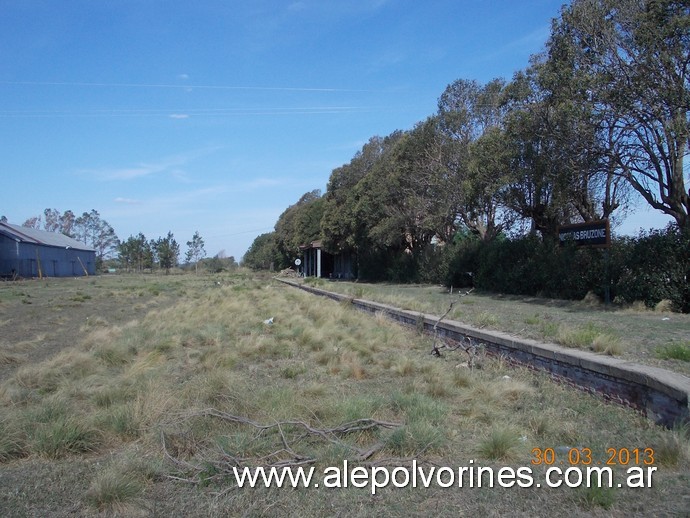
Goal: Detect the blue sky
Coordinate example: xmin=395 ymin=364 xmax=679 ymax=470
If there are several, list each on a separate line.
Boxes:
xmin=0 ymin=0 xmax=672 ymax=260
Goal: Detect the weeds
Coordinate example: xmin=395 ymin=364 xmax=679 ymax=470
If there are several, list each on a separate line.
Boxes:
xmin=476 ymin=427 xmax=522 ymax=460
xmin=32 ymin=416 xmax=100 ymax=458
xmin=473 ymin=311 xmax=499 ymax=328
xmin=1 ymin=273 xmax=689 ymax=516
xmin=656 ymin=342 xmax=690 ymax=362
xmin=83 ymin=462 xmax=147 ymax=514
xmin=579 ymin=485 xmax=616 ymax=510
xmin=557 ymin=323 xmax=622 ymax=355
xmin=0 ymin=417 xmax=27 ymax=461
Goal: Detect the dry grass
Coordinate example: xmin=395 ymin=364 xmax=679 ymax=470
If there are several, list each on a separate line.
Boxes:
xmin=0 ymin=272 xmax=687 ymax=516
xmin=319 ymin=280 xmax=690 ymax=376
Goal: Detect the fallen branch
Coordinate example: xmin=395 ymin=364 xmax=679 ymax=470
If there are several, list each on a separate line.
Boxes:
xmin=161 ymin=410 xmax=404 ymax=486
xmin=431 ymin=288 xmax=473 ymax=358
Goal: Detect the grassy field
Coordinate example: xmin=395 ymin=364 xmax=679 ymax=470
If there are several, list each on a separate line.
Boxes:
xmin=301 ymin=278 xmax=690 ymax=378
xmin=0 ymin=272 xmax=688 ymax=517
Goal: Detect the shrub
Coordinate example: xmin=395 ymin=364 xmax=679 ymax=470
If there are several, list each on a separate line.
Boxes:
xmin=440 ymin=225 xmax=689 ymax=313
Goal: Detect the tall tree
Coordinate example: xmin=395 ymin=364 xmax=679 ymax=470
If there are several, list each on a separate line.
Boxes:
xmin=185 ymin=231 xmax=206 ymax=274
xmin=550 ymin=0 xmax=690 ymax=229
xmin=74 ymin=209 xmax=120 ymax=263
xmin=274 ymin=190 xmax=325 ymax=266
xmin=243 ymin=232 xmax=281 ymax=270
xmin=321 ymin=133 xmax=405 ymax=255
xmin=118 ymin=233 xmax=153 ymax=272
xmin=436 ymin=78 xmax=514 ymax=241
xmin=502 ymin=70 xmax=582 ymax=238
xmin=154 ymin=232 xmax=180 ymax=274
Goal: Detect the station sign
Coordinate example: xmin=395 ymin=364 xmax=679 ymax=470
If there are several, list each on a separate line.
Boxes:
xmin=558 ymin=220 xmax=610 ymax=248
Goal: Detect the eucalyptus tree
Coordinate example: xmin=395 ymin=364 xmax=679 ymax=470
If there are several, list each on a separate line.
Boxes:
xmin=435 ymin=78 xmax=514 ymax=241
xmin=321 ymin=133 xmax=404 ymax=254
xmin=501 ymin=69 xmax=590 ymax=238
xmin=243 ymin=232 xmax=280 ymax=271
xmin=351 ymin=131 xmax=435 ymax=254
xmin=73 ymin=209 xmax=120 ymax=264
xmin=22 ymin=209 xmax=77 ymax=237
xmin=274 ymin=189 xmax=325 ymax=266
xmin=549 ymin=0 xmax=690 ymax=230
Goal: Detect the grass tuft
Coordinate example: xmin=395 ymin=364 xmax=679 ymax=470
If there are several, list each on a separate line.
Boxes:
xmin=652 ymin=423 xmax=690 ymax=466
xmin=656 ymin=342 xmax=690 ymax=362
xmin=579 ymin=485 xmax=617 ymax=510
xmin=476 ymin=427 xmax=522 ymax=460
xmin=0 ymin=417 xmax=28 ymax=462
xmin=473 ymin=312 xmax=499 ymax=328
xmin=83 ymin=467 xmax=146 ymax=514
xmin=384 ymin=422 xmax=446 ymax=455
xmin=32 ymin=416 xmax=100 ymax=458
xmin=557 ymin=323 xmax=622 ymax=355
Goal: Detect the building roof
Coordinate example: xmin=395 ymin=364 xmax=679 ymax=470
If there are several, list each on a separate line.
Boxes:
xmin=0 ymin=222 xmax=95 ymax=252
xmin=299 ymin=240 xmax=323 ymax=250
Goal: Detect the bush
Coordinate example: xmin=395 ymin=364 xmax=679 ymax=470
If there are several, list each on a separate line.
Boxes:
xmin=440 ymin=224 xmax=689 ymax=313
xmin=613 ymin=226 xmax=690 ymax=312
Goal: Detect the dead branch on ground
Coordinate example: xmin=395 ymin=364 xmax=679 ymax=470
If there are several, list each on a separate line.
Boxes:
xmin=430 ymin=288 xmax=474 ymax=356
xmin=161 ymin=409 xmax=403 ymax=487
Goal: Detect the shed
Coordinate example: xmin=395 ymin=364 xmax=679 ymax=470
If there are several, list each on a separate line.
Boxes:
xmin=300 ymin=240 xmax=354 ymax=279
xmin=0 ymin=222 xmax=96 ymax=278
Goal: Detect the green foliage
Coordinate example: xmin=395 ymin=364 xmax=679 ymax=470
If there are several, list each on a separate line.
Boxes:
xmin=477 ymin=427 xmax=521 ymax=460
xmin=185 ymin=231 xmax=206 ymax=273
xmin=273 ymin=190 xmax=325 ymax=268
xmin=32 ymin=416 xmax=100 ymax=458
xmin=613 ymin=226 xmax=690 ymax=312
xmin=551 ymin=0 xmax=690 ymax=231
xmin=656 ymin=342 xmax=690 ymax=362
xmin=243 ymin=232 xmax=281 ymax=270
xmin=153 ymin=231 xmax=180 ymax=274
xmin=118 ymin=232 xmax=153 ymax=272
xmin=442 ymin=225 xmax=689 ymax=313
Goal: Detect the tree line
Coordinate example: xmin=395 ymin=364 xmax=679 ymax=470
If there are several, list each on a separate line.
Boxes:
xmin=9 ymin=208 xmax=235 ymax=274
xmin=244 ymin=0 xmax=689 ymax=311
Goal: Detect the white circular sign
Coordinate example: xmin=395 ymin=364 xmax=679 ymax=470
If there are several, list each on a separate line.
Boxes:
xmin=294 ymin=258 xmax=302 ymax=266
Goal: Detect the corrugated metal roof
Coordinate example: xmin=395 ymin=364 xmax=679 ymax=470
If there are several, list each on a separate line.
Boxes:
xmin=0 ymin=222 xmax=95 ymax=251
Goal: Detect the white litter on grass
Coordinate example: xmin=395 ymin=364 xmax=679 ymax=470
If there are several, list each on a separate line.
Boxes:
xmin=662 ymin=317 xmax=670 ymax=321
xmin=263 ymin=317 xmax=274 ymax=325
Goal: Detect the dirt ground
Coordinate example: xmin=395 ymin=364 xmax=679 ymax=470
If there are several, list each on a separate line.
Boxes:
xmin=0 ymin=276 xmax=172 ymax=384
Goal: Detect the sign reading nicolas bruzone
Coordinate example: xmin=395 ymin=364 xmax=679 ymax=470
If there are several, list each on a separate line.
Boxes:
xmin=558 ymin=220 xmax=610 ymax=248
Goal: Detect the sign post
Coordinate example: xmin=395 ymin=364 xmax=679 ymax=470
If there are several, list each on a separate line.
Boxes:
xmin=558 ymin=220 xmax=611 ymax=304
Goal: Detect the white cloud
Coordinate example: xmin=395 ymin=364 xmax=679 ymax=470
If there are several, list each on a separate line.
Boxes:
xmin=114 ymin=197 xmax=140 ymax=204
xmin=169 ymin=113 xmax=189 ymax=119
xmin=81 ymin=147 xmax=222 ymax=182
